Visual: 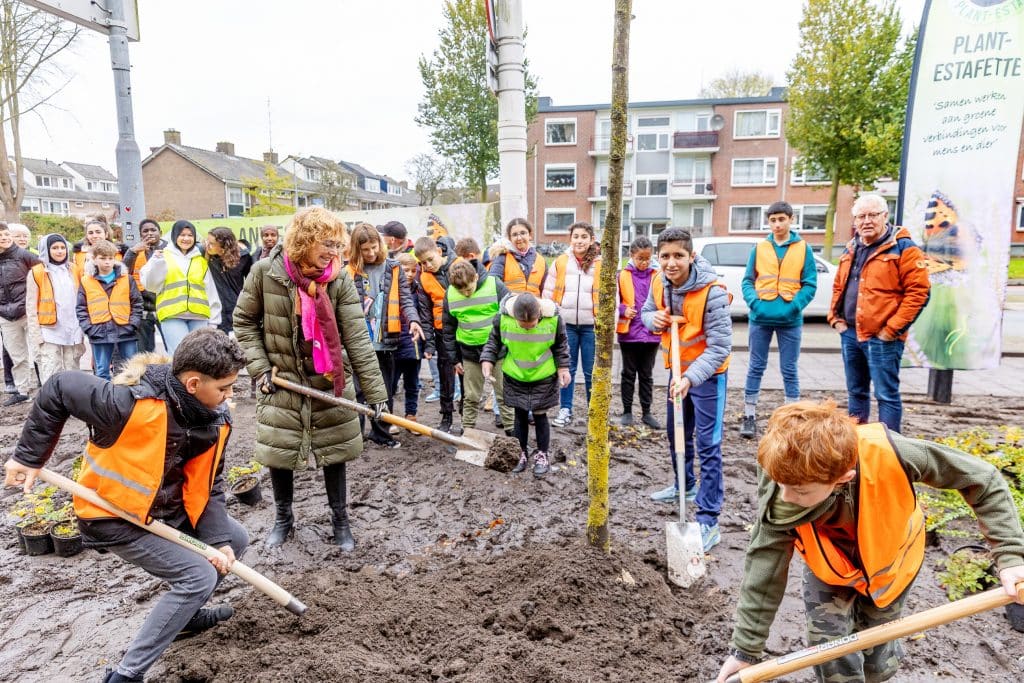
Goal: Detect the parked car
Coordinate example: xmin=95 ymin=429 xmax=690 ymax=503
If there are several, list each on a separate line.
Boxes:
xmin=691 ymin=236 xmax=836 ymax=318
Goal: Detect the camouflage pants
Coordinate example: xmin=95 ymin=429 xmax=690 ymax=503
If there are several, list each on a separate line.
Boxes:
xmin=803 ymin=565 xmax=909 ymax=683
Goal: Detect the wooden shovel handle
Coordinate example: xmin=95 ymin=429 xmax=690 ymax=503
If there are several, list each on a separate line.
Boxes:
xmin=37 ymin=468 xmax=307 ymax=616
xmin=728 ymin=583 xmax=1024 ymax=683
xmin=269 ymin=368 xmax=483 ymax=451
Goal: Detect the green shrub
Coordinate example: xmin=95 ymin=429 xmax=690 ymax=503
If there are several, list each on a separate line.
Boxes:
xmin=18 ymin=213 xmax=85 ymax=245
xmin=936 ymin=548 xmax=997 ymax=600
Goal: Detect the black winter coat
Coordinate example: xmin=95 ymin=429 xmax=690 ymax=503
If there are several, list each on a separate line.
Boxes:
xmin=0 ymin=245 xmax=40 ymax=320
xmin=350 ymin=259 xmax=420 ymax=352
xmin=206 ymin=250 xmax=254 ymax=334
xmin=12 ymin=359 xmax=235 ymax=549
xmin=76 ymin=262 xmax=144 ymax=343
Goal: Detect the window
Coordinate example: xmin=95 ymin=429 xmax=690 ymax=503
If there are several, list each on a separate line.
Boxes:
xmin=87 ymin=181 xmax=97 ymax=191
xmin=637 ymin=133 xmax=669 ymax=151
xmin=227 ymin=187 xmax=245 ymax=217
xmin=364 ymin=177 xmax=381 ymax=193
xmin=544 ymin=208 xmax=576 ymax=234
xmin=674 ymin=157 xmax=710 ymax=184
xmin=545 ymin=164 xmax=576 ymax=191
xmin=729 ymin=205 xmax=768 ymax=232
xmin=40 ymin=200 xmax=69 ymax=215
xmin=734 ymin=109 xmax=781 ymax=138
xmin=60 ymin=177 xmax=73 ymax=189
xmin=36 ymin=175 xmax=52 ymax=187
xmin=795 ymin=205 xmax=828 ymax=232
xmin=790 ymin=157 xmax=830 ymax=185
xmin=305 ymin=167 xmax=321 ymax=182
xmin=635 ymin=179 xmax=667 ymax=196
xmin=102 ymin=182 xmax=115 ymax=192
xmin=637 ymin=116 xmax=670 ymax=127
xmin=696 ymin=114 xmax=710 ymax=131
xmin=701 ymin=242 xmax=756 ymax=267
xmin=545 ymin=118 xmax=577 ymax=145
xmin=731 ymin=158 xmax=778 ymax=186
xmin=1017 ymin=204 xmax=1024 ymax=232
xmin=74 ymin=201 xmax=85 ymax=208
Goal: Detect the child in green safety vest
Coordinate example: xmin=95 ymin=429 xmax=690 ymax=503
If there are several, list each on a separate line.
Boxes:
xmin=481 ymin=292 xmax=570 ymax=477
xmin=442 ymin=259 xmax=511 ymax=436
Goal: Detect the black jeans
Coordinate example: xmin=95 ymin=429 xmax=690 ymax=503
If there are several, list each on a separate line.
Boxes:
xmin=433 ymin=329 xmax=456 ymax=414
xmin=136 ymin=311 xmax=162 ymax=354
xmin=619 ymin=341 xmax=659 ymax=413
xmin=357 ymin=349 xmax=396 ymax=443
xmin=391 ymin=357 xmax=422 ymax=416
xmin=2 ymin=344 xmax=12 ymax=387
xmin=514 ymin=407 xmax=550 ymax=454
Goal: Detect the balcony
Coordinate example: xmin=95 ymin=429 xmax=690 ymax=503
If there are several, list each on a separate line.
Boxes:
xmin=588 ymin=180 xmax=633 ymax=202
xmin=589 ymin=135 xmax=634 ymax=157
xmin=672 ymin=130 xmax=720 ymax=153
xmin=669 ymin=181 xmax=717 ymax=201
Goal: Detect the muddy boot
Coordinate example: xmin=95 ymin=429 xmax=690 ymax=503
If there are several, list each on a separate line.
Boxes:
xmin=324 ymin=462 xmax=355 ymax=552
xmin=266 ymin=467 xmax=294 ymax=547
xmin=511 ymin=451 xmax=528 ymax=473
xmin=439 ymin=411 xmax=453 ymax=434
xmin=102 ymin=670 xmax=142 ymax=683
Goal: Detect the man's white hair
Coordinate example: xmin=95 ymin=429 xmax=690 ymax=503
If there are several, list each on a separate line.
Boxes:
xmin=851 ymin=194 xmax=888 ymax=216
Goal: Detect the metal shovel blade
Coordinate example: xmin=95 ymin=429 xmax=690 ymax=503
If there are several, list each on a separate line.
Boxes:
xmin=454 ymin=427 xmax=498 ymax=466
xmin=666 ymin=520 xmax=706 ymax=588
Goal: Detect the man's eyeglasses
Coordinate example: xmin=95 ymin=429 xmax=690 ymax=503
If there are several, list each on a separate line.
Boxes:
xmin=853 ymin=211 xmax=885 ymax=222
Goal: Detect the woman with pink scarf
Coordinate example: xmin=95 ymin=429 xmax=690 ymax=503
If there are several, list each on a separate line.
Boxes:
xmin=234 ymin=207 xmax=387 ymax=553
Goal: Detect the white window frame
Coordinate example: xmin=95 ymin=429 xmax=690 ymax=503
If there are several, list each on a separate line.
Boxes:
xmin=37 ymin=175 xmax=53 ymax=187
xmin=731 ymin=158 xmax=778 ymax=186
xmin=728 ymin=205 xmax=769 ymax=233
xmin=544 ymin=117 xmax=577 ymax=146
xmin=60 ymin=177 xmax=73 ymax=189
xmin=1017 ymin=203 xmax=1024 ymax=232
xmin=41 ymin=199 xmax=70 ymax=216
xmin=793 ymin=204 xmax=828 ymax=233
xmin=364 ymin=177 xmax=381 ymax=193
xmin=544 ymin=208 xmax=576 ymax=235
xmin=637 ymin=115 xmax=670 ymax=128
xmin=636 ymin=132 xmax=670 ymax=151
xmin=790 ymin=156 xmax=830 ymax=186
xmin=634 ymin=177 xmax=668 ymax=197
xmin=74 ymin=201 xmax=85 ymax=208
xmin=305 ymin=166 xmax=321 ymax=182
xmin=544 ymin=163 xmax=577 ymax=191
xmin=102 ymin=182 xmax=115 ymax=192
xmin=733 ymin=108 xmax=782 ymax=139
xmin=87 ymin=181 xmax=97 ymax=191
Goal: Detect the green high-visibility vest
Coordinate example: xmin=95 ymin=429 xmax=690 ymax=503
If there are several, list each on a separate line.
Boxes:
xmin=500 ymin=315 xmax=557 ymax=382
xmin=447 ymin=276 xmax=499 ymax=346
xmin=155 ymin=254 xmax=211 ymax=322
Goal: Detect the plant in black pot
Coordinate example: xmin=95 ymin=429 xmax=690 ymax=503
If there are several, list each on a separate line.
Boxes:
xmin=11 ymin=486 xmax=63 ymax=556
xmin=227 ymin=461 xmax=264 ymax=506
xmin=49 ymin=502 xmax=83 ymax=558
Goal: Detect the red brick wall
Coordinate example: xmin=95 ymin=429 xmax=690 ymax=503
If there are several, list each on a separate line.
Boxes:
xmin=142 ymin=149 xmax=226 ymax=220
xmin=526 ymin=111 xmax=596 ymax=245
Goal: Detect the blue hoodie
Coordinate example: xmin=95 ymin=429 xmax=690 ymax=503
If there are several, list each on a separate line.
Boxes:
xmin=740 ymin=231 xmax=817 ymax=327
xmin=641 ymin=255 xmax=732 ymax=387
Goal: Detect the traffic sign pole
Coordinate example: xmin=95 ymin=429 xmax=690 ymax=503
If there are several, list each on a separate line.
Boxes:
xmin=107 ymin=0 xmax=145 ymax=242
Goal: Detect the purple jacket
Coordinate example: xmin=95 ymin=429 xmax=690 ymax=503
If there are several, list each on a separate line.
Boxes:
xmin=617 ymin=263 xmax=661 ymax=343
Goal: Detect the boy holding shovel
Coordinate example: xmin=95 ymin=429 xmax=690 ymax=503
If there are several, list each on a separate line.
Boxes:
xmin=4 ymin=328 xmax=249 ymax=683
xmin=716 ymin=400 xmax=1024 ymax=683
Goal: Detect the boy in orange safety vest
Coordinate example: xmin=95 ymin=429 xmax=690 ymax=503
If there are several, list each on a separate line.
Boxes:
xmin=77 ymin=239 xmax=144 ymax=380
xmin=715 ymin=400 xmax=1024 ymax=683
xmin=641 ymin=228 xmax=732 ymax=552
xmin=739 ymin=200 xmax=817 ymax=439
xmin=4 ymin=328 xmax=249 ymax=683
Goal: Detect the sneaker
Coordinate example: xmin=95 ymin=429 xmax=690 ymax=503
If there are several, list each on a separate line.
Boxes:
xmin=102 ymin=669 xmax=143 ymax=683
xmin=175 ymin=605 xmax=234 ymax=641
xmin=700 ymin=523 xmax=721 ymax=552
xmin=740 ymin=415 xmax=756 ymax=439
xmin=552 ymin=408 xmax=572 ymax=427
xmin=531 ymin=450 xmax=550 ymax=477
xmin=2 ymin=393 xmax=28 ymax=407
xmin=685 ymin=487 xmax=698 ymax=503
xmin=388 ymin=425 xmax=401 ymax=436
xmin=649 ymin=485 xmax=678 ymax=503
xmin=370 ymin=438 xmax=402 ymax=449
xmin=4 ymin=383 xmax=16 ymax=394
xmin=641 ymin=413 xmax=663 ymax=430
xmin=424 ymin=389 xmax=441 ymax=403
xmin=511 ymin=452 xmax=528 ymax=473
xmin=439 ymin=413 xmax=453 ymax=434
xmin=620 ymin=411 xmax=634 ymax=426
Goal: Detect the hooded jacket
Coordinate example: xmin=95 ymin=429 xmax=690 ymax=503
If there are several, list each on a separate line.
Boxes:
xmin=76 ymin=260 xmax=144 ymax=343
xmin=12 ymin=353 xmax=236 ymax=549
xmin=25 ymin=233 xmax=83 ymax=348
xmin=741 ymin=230 xmax=818 ymax=328
xmin=640 ymin=255 xmax=732 ymax=387
xmin=617 ymin=262 xmax=661 ymax=344
xmin=139 ymin=221 xmax=222 ymax=327
xmin=233 ymin=244 xmax=388 ymax=469
xmin=0 ymin=242 xmax=40 ymax=320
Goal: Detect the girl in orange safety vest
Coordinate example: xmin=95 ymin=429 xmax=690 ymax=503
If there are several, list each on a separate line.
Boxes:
xmin=616 ymin=235 xmax=663 ymax=429
xmin=26 ymin=233 xmax=85 ymax=383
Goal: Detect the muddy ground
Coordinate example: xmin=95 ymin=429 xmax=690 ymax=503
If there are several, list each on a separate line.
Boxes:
xmin=1 ymin=377 xmax=1023 ymax=682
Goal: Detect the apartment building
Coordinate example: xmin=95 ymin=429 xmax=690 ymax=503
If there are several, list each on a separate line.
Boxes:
xmin=14 ymin=158 xmax=120 ymax=220
xmin=529 ymin=91 xmax=1024 ymax=253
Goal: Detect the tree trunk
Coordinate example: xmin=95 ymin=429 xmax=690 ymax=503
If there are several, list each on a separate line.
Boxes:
xmin=586 ymin=0 xmax=631 ymax=551
xmin=822 ymin=174 xmax=840 ymax=262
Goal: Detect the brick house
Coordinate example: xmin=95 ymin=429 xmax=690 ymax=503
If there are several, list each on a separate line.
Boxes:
xmin=142 ymin=130 xmax=320 ymax=220
xmin=14 ymin=158 xmax=120 ymax=220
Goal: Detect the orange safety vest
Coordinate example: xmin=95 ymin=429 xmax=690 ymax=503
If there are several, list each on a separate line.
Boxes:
xmin=420 ymin=271 xmax=447 ymax=330
xmin=650 ymin=275 xmax=731 ymax=373
xmin=31 ymin=263 xmax=82 ymax=326
xmin=793 ymin=423 xmax=925 ymax=608
xmin=551 ymin=253 xmax=600 ymax=309
xmin=130 ymin=249 xmax=148 ymax=292
xmin=81 ymin=273 xmax=131 ymax=325
xmin=74 ymin=249 xmax=122 ymax=270
xmin=616 ymin=269 xmax=634 ymax=334
xmin=754 ymin=239 xmax=806 ymax=301
xmin=348 ymin=263 xmax=402 ymax=334
xmin=74 ymin=398 xmax=230 ymax=526
xmin=503 ymin=252 xmax=546 ymax=295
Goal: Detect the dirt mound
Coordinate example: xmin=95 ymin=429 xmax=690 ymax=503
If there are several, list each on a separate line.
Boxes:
xmin=484 ymin=434 xmax=523 ymax=472
xmin=152 ymin=543 xmax=732 ymax=682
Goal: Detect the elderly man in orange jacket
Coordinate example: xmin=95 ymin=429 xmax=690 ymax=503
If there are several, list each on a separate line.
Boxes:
xmin=828 ymin=193 xmax=931 ymax=433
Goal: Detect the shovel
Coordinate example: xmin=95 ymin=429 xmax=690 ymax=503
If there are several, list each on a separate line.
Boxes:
xmin=37 ymin=468 xmax=307 ymax=615
xmin=665 ymin=315 xmax=706 ymax=588
xmin=725 ymin=582 xmax=1024 ymax=682
xmin=270 ymin=368 xmax=497 ymax=466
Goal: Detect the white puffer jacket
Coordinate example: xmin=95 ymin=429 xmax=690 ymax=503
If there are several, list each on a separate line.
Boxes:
xmin=541 ymin=253 xmax=599 ymax=326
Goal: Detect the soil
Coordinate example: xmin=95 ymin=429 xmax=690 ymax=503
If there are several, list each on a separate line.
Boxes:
xmin=1 ymin=379 xmax=1022 ymax=682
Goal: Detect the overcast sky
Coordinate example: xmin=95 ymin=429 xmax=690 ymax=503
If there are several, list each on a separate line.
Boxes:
xmin=19 ymin=0 xmax=925 ymax=182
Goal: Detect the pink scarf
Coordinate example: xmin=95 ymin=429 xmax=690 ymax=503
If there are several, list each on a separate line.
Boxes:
xmin=283 ymin=254 xmax=346 ymax=396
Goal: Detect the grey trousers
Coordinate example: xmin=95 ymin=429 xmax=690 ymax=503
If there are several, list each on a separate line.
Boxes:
xmin=108 ymin=517 xmax=249 ymax=679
